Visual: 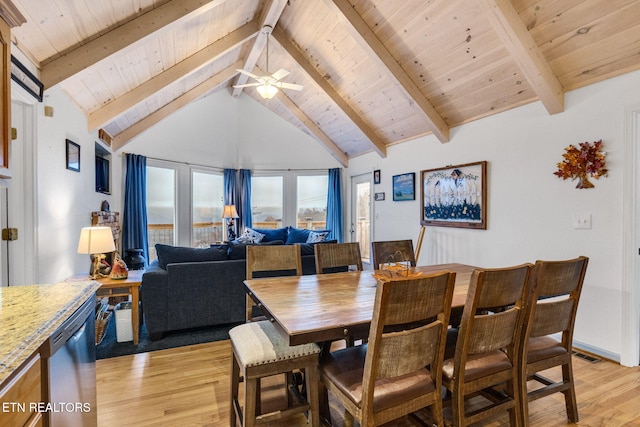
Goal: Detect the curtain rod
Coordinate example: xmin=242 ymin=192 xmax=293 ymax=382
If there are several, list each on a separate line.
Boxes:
xmin=121 ymin=152 xmax=333 ymax=173
xmin=121 ymin=152 xmax=222 ymax=171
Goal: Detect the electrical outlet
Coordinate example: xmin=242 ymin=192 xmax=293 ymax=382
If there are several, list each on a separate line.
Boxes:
xmin=573 ymin=214 xmax=592 ymax=229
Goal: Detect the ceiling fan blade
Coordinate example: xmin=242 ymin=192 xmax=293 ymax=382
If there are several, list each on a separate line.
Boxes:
xmin=271 ymin=68 xmax=290 ymax=81
xmin=236 ymin=69 xmax=261 ymax=80
xmin=232 ymin=82 xmax=261 ymax=88
xmin=275 ymin=82 xmax=303 ymax=91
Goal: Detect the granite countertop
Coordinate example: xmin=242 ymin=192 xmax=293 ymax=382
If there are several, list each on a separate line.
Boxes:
xmin=0 ymin=280 xmax=101 ymax=385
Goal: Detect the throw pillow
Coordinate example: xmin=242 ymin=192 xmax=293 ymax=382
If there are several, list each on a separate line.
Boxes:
xmin=252 ymin=227 xmax=288 ymax=243
xmin=307 ymin=230 xmax=329 ymax=243
xmin=236 ymin=227 xmax=265 ymax=244
xmin=155 ymin=243 xmax=228 ymax=269
xmin=286 ymin=227 xmax=311 ymax=244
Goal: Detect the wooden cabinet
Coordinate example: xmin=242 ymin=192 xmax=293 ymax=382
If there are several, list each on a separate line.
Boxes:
xmin=0 ymin=353 xmax=43 ymax=427
xmin=0 ymin=1 xmax=27 ymax=178
xmin=0 ymin=15 xmax=11 ymax=178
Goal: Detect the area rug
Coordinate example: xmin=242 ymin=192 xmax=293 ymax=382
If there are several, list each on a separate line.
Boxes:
xmin=96 ymin=316 xmax=241 ymax=359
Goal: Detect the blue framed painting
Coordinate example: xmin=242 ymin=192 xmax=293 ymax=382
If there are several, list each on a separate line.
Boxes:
xmin=392 ymin=172 xmax=415 ymax=201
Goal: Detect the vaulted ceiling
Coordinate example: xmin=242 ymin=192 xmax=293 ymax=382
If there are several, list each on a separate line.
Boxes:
xmin=9 ymin=0 xmax=640 ymax=167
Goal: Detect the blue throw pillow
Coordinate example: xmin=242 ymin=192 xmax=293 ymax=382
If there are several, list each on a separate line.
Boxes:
xmin=155 ymin=243 xmax=228 ymax=269
xmin=252 ymin=227 xmax=288 ymax=243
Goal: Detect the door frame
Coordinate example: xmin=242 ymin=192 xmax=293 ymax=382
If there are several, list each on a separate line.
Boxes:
xmin=350 ymin=172 xmax=373 ymax=269
xmin=621 ymin=103 xmax=640 ymax=366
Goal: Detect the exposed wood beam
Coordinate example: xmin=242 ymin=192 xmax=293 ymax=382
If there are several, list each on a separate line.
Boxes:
xmin=323 ymin=0 xmax=450 ymax=143
xmin=111 ymin=62 xmax=241 ymax=151
xmin=0 ymin=0 xmax=26 ymax=27
xmin=88 ymin=19 xmax=259 ymax=131
xmin=479 ymin=0 xmax=564 ymax=114
xmin=231 ymin=0 xmax=288 ymax=97
xmin=271 ymin=25 xmax=387 ymax=158
xmin=41 ymin=0 xmax=230 ymax=89
xmin=274 ymin=89 xmax=349 ymax=167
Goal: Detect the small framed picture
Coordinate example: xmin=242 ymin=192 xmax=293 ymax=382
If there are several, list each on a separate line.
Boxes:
xmin=373 ymin=169 xmax=381 ymax=184
xmin=374 ymin=192 xmax=385 ymax=201
xmin=392 ymin=172 xmax=415 ymax=201
xmin=66 ymin=139 xmax=80 ymax=172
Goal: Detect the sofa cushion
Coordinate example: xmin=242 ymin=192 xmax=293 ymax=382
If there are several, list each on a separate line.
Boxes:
xmin=228 ymin=239 xmax=285 ymax=260
xmin=236 ymin=227 xmax=265 ymax=244
xmin=155 ymin=243 xmax=229 ymax=269
xmin=298 ymin=239 xmax=338 ymax=256
xmin=252 ymin=227 xmax=288 ymax=243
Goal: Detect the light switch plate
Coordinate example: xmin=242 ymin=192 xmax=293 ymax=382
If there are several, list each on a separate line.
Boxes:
xmin=573 ymin=214 xmax=592 ymax=229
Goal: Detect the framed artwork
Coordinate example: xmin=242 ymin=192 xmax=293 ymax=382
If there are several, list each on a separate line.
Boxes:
xmin=420 ymin=161 xmax=487 ymax=229
xmin=374 ymin=192 xmax=385 ymax=201
xmin=66 ymin=139 xmax=80 ymax=172
xmin=373 ymin=169 xmax=381 ymax=184
xmin=392 ymin=172 xmax=415 ymax=201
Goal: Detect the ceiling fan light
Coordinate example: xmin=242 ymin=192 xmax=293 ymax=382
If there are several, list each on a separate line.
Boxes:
xmin=257 ymin=83 xmax=278 ymax=99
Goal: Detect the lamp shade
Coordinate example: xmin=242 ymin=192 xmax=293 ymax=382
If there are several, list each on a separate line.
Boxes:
xmin=222 ymin=205 xmax=239 ymax=219
xmin=77 ymin=226 xmax=116 ymax=255
xmin=256 ymin=83 xmax=278 ymax=99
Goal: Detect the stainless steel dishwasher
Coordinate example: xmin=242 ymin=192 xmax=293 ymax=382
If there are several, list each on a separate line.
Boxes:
xmin=42 ymin=295 xmax=97 ymax=427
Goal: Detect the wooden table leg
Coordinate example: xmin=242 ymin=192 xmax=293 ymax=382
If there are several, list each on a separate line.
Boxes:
xmin=131 ymin=285 xmax=140 ymax=345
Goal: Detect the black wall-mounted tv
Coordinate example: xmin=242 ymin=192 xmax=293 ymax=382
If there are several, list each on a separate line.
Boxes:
xmin=95 ymin=156 xmax=110 ymax=193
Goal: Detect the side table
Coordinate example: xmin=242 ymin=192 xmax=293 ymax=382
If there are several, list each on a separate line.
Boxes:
xmin=67 ymin=269 xmax=144 ymax=345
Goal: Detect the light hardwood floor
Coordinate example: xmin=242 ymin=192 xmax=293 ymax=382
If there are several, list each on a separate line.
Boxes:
xmin=97 ymin=340 xmax=640 ymax=426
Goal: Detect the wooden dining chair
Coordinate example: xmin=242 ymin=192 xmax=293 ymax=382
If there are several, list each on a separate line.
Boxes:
xmin=314 ymin=242 xmax=363 ymax=274
xmin=318 ymin=271 xmax=456 ymax=426
xmin=371 ymin=239 xmax=416 ymax=269
xmin=442 ymin=263 xmax=532 ymax=427
xmin=245 ymin=244 xmax=302 ymax=321
xmin=518 ymin=256 xmax=589 ymax=425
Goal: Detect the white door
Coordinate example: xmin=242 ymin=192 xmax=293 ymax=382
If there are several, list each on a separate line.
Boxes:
xmin=350 ymin=173 xmax=372 ymax=269
xmin=0 ymin=99 xmax=37 ymax=286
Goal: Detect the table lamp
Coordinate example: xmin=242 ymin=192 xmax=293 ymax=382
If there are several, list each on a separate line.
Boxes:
xmin=222 ymin=205 xmax=239 ymax=241
xmin=77 ymin=226 xmax=116 ymax=279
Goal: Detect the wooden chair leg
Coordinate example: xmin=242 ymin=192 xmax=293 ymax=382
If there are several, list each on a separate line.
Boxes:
xmin=430 ymin=398 xmax=444 ymax=427
xmin=244 ymin=377 xmax=257 ymax=427
xmin=562 ymin=361 xmax=579 ymax=422
xmin=230 ymin=353 xmax=240 ymax=427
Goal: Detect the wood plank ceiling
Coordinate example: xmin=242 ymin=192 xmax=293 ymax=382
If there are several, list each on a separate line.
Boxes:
xmin=9 ymin=0 xmax=640 ymax=167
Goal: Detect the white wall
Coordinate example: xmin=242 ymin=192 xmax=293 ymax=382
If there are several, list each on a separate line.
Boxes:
xmin=346 ymin=69 xmax=640 ymax=361
xmin=35 ymin=86 xmax=114 ymax=283
xmin=123 ymin=90 xmax=340 ymax=170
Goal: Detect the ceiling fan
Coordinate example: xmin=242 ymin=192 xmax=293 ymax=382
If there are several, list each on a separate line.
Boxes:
xmin=233 ymin=25 xmax=303 ymax=99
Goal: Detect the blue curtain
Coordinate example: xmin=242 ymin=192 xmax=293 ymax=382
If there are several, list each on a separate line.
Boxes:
xmin=327 ymin=168 xmax=343 ymax=242
xmin=223 ymin=168 xmax=237 ymax=205
xmin=122 ymin=154 xmax=149 ymax=266
xmin=238 ymin=169 xmax=252 ymax=230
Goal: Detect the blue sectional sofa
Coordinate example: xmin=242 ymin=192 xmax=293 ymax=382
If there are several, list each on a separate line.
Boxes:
xmin=140 ymin=227 xmax=332 ymax=340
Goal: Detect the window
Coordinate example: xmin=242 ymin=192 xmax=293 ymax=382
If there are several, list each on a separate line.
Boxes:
xmin=251 ymin=176 xmax=283 ymax=228
xmin=296 ymin=175 xmax=328 ymax=229
xmin=146 ymin=162 xmax=224 ymax=262
xmin=146 ymin=166 xmax=176 ymax=261
xmin=251 ymin=171 xmax=328 ymax=230
xmin=192 ymin=171 xmax=224 ymax=247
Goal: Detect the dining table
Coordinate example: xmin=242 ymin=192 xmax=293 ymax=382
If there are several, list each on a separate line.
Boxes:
xmin=243 ymin=263 xmax=476 ymax=347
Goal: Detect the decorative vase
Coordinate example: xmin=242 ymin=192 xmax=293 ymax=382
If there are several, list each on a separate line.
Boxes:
xmin=124 ymin=249 xmax=145 ymax=270
xmin=576 ymin=173 xmax=594 ymax=189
